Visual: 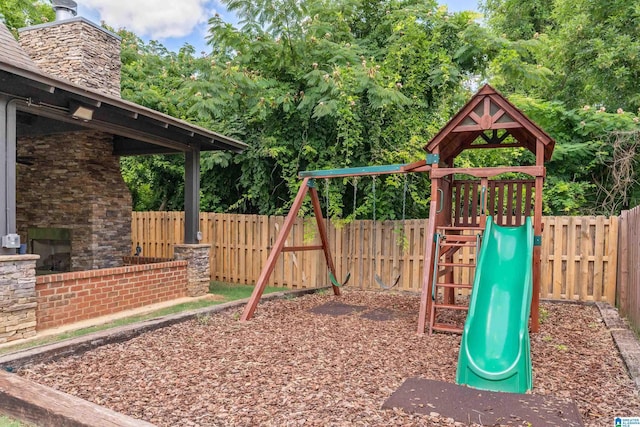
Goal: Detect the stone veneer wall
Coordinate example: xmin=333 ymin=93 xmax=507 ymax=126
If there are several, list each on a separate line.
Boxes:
xmin=18 ymin=18 xmax=121 ymax=98
xmin=16 ymin=131 xmax=132 ymax=271
xmin=0 ymin=256 xmax=38 ymax=344
xmin=174 ymin=245 xmax=211 ymax=297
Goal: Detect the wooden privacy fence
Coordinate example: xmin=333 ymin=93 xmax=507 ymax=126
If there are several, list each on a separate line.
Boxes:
xmin=618 ymin=206 xmax=640 ymax=329
xmin=131 ymin=212 xmax=619 ymax=303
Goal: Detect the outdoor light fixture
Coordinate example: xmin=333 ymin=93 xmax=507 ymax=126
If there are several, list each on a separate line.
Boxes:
xmin=70 ymin=104 xmax=94 ymax=121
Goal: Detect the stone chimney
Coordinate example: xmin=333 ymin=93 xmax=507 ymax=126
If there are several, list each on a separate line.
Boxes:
xmin=13 ymin=2 xmax=133 ymax=271
xmin=17 ymin=1 xmax=122 ymax=98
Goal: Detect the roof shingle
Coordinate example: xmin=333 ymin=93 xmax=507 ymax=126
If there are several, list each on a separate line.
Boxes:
xmin=0 ymin=23 xmax=42 ymax=74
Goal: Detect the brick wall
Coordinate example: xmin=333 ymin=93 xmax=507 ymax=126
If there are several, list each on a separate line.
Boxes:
xmin=35 ymin=261 xmax=188 ymax=330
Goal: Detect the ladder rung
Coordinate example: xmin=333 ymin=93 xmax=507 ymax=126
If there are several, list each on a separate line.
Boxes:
xmin=442 ymin=235 xmax=478 ymax=242
xmin=441 ymin=242 xmax=476 ymax=248
xmin=431 ymin=323 xmax=463 ymax=333
xmin=436 ymin=282 xmax=472 ymax=289
xmin=438 ymin=262 xmax=475 ymax=268
xmin=438 ymin=226 xmax=483 ymax=231
xmin=434 ymin=303 xmax=469 ymax=311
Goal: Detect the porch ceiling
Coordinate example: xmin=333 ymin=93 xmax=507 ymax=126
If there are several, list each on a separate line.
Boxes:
xmin=0 ymin=63 xmax=246 ymax=155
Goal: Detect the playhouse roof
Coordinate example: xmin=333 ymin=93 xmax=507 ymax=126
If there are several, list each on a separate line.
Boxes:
xmin=424 ymin=85 xmax=555 ymax=164
xmin=0 ymin=22 xmax=246 ymax=155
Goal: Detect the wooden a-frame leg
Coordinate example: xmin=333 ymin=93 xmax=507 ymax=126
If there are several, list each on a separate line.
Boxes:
xmin=309 ymin=185 xmax=342 ymax=297
xmin=240 ymin=177 xmax=342 ymax=322
xmin=240 ymin=178 xmax=311 ymax=322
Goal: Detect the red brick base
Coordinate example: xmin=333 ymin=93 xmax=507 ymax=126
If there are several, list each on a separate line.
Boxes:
xmin=35 ymin=261 xmax=188 ymax=330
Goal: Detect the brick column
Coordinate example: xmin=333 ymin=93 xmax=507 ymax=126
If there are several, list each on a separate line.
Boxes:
xmin=173 ymin=244 xmax=211 ymax=297
xmin=0 ymin=255 xmax=39 ymax=344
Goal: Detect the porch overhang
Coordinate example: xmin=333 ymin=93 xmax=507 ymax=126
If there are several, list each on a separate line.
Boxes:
xmin=0 ymin=62 xmax=246 ymax=155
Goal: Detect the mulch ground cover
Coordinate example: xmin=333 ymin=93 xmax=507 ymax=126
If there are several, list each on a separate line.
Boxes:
xmin=19 ymin=291 xmax=640 ymax=426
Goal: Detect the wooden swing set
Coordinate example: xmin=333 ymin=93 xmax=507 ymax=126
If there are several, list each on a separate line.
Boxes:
xmin=240 ymin=85 xmax=555 ymax=335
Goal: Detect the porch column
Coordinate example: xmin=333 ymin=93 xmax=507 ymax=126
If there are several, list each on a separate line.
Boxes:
xmin=184 ymin=146 xmax=201 ymax=244
xmin=0 ymin=95 xmax=19 ymax=255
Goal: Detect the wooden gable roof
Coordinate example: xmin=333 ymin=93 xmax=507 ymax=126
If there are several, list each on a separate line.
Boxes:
xmin=424 ymin=85 xmax=555 ymax=164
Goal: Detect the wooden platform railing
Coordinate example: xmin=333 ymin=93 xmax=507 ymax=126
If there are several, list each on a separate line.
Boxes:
xmin=453 ymin=179 xmax=535 ymax=227
xmin=131 ymin=212 xmax=619 ymax=303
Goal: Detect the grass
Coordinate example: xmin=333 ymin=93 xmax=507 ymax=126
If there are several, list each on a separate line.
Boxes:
xmin=0 ymin=282 xmax=281 ymax=356
xmin=209 ymin=281 xmax=281 ymax=300
xmin=0 ymin=415 xmax=31 ymax=427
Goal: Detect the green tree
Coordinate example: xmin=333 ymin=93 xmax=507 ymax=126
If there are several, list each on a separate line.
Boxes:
xmin=544 ymin=0 xmax=640 ymax=111
xmin=481 ymin=0 xmax=640 ymax=111
xmin=512 ymin=96 xmax=640 ymax=215
xmin=481 ymin=0 xmax=553 ymax=40
xmin=0 ymin=0 xmax=54 ymax=36
xmin=481 ymin=0 xmax=640 ymax=214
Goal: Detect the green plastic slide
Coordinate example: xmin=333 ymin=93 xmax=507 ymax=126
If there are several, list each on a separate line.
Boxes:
xmin=456 ymin=216 xmax=534 ymax=393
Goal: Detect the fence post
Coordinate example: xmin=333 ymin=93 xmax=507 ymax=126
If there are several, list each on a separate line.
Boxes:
xmin=617 ymin=210 xmax=629 ymax=315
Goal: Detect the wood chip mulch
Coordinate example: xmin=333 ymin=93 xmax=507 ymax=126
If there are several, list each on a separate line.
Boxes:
xmin=19 ymin=291 xmax=640 ymax=426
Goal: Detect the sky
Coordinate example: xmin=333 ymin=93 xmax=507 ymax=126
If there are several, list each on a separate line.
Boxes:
xmin=77 ymin=0 xmax=480 ymax=54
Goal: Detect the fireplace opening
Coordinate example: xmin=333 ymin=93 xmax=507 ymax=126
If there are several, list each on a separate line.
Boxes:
xmin=28 ymin=228 xmax=72 ymax=274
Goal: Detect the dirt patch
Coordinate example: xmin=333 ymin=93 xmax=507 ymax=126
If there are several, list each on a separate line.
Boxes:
xmin=201 ymin=293 xmax=226 ymax=302
xmin=18 ymin=291 xmax=640 ymax=426
xmin=309 ymin=300 xmax=367 ymax=316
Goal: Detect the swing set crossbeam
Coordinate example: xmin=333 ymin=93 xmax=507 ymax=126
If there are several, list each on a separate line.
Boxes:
xmin=281 ymin=245 xmax=323 ymax=252
xmin=298 ymin=161 xmax=429 ymax=179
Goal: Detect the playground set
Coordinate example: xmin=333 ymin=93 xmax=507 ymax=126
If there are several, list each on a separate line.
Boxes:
xmin=241 ymin=85 xmax=555 ymax=393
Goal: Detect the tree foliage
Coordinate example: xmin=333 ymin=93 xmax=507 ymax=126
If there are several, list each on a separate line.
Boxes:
xmin=117 ymin=0 xmax=640 ymax=216
xmin=0 ymin=0 xmax=54 ymax=36
xmin=481 ymin=0 xmax=640 ymax=111
xmin=481 ymin=0 xmax=640 ymax=215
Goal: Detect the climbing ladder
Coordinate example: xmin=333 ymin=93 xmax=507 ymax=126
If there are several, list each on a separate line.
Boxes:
xmin=429 ymin=225 xmax=483 ymax=334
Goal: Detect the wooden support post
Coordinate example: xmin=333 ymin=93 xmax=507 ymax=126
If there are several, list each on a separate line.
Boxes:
xmin=618 ymin=210 xmax=629 ymax=314
xmin=480 ymin=177 xmax=488 ymax=229
xmin=418 ymin=178 xmax=440 ymax=335
xmin=240 ymin=178 xmax=311 ymax=321
xmin=531 ymin=139 xmax=545 ymax=332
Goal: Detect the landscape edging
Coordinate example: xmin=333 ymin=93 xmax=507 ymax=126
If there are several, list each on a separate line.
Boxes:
xmin=596 ymin=301 xmax=640 ymax=389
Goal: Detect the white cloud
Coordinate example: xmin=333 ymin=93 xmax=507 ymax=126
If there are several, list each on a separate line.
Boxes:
xmin=80 ymin=0 xmax=212 ymax=39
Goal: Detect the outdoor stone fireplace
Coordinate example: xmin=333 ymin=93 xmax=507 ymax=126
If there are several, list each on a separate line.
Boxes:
xmin=16 ymin=130 xmax=132 ymax=271
xmin=28 ymin=227 xmax=71 ymax=274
